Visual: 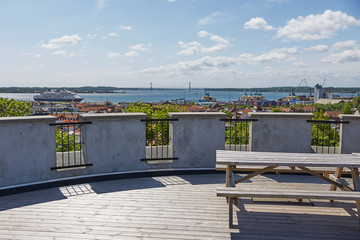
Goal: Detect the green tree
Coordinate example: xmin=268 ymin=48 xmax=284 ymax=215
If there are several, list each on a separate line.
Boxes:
xmin=0 ymin=98 xmax=31 ymax=117
xmin=56 ymin=127 xmax=81 ymax=152
xmin=271 ymin=108 xmax=282 ymax=112
xmin=225 ymin=121 xmax=250 ymax=145
xmin=124 ymin=101 xmax=180 ymax=145
xmin=311 ymin=110 xmax=339 ymax=147
xmin=342 ymin=104 xmax=353 ymax=114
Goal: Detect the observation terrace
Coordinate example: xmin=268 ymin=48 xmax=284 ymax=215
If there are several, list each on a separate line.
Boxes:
xmin=1 ymin=112 xmax=360 ymax=239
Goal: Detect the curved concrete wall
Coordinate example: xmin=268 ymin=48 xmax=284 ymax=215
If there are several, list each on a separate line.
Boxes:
xmin=1 ymin=112 xmax=359 ymax=189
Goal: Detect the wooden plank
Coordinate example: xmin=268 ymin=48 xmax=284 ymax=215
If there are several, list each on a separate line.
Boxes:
xmin=216 ymin=150 xmax=360 ymax=168
xmin=217 ymin=188 xmax=360 ymax=200
xmin=330 ymin=167 xmax=343 ymax=191
xmin=225 ymin=165 xmax=230 ymax=187
xmin=297 ymin=166 xmax=353 ymax=191
xmin=216 ymin=164 xmax=339 ymax=174
xmin=351 ymin=168 xmax=360 ymax=191
xmin=229 ymin=197 xmax=234 ymax=229
xmin=234 ymin=166 xmax=277 ymax=184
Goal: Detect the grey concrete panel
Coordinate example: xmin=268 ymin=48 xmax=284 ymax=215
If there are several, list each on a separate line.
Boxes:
xmin=249 ymin=113 xmax=313 ymax=153
xmin=340 ymin=114 xmax=360 ymax=154
xmin=0 ymin=116 xmax=57 ymax=187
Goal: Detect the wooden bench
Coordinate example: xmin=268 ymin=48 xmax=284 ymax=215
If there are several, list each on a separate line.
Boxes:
xmin=216 ymin=164 xmax=353 ymax=175
xmin=217 ymin=187 xmax=360 ymax=228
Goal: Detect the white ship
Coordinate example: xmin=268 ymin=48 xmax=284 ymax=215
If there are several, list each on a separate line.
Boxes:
xmin=33 ymin=89 xmax=84 ymax=102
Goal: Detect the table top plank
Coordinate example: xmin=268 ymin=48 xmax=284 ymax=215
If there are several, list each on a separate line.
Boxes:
xmin=216 ymin=150 xmax=360 ymax=168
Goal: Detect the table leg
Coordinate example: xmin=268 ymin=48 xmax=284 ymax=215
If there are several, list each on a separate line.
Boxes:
xmin=226 ymin=165 xmax=235 ymax=187
xmin=229 ymin=197 xmax=235 ymax=228
xmin=351 ymin=168 xmax=359 ymax=191
xmin=350 ymin=168 xmax=360 ymax=223
xmin=330 ymin=167 xmax=343 ymax=191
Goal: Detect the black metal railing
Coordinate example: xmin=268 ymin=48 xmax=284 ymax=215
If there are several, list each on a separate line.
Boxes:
xmin=49 ymin=121 xmax=92 ymax=170
xmin=221 ymin=118 xmax=258 ymax=151
xmin=141 ymin=118 xmax=178 ymax=161
xmin=307 ymin=119 xmax=349 ymax=154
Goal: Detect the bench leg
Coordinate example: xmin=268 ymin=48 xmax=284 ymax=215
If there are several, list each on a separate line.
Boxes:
xmin=330 ymin=167 xmax=343 ymax=191
xmin=229 ymin=197 xmax=235 ymax=228
xmin=356 ymin=201 xmax=360 ymax=224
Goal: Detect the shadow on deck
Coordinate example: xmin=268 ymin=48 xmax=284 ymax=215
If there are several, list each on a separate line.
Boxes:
xmin=0 ymin=173 xmax=359 ymax=239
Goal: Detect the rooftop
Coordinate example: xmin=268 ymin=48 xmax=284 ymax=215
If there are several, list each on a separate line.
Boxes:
xmin=1 ymin=173 xmax=359 ymax=239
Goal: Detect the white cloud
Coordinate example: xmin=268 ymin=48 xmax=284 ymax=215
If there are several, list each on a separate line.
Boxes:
xmin=102 ymin=32 xmax=117 ymax=39
xmin=276 ymin=10 xmax=360 ymax=41
xmin=198 ymin=11 xmax=233 ymax=26
xmin=168 ymin=0 xmax=176 ymax=2
xmin=293 ymin=61 xmax=306 ymax=68
xmin=119 ymin=25 xmax=132 ymax=31
xmin=107 ymin=52 xmax=121 ymax=58
xmin=130 ymin=44 xmax=150 ymax=51
xmin=198 ymin=30 xmax=211 ymax=38
xmin=239 ymin=47 xmax=299 ymax=64
xmin=322 ymin=50 xmax=360 ymax=63
xmin=304 ymin=45 xmax=329 ymax=52
xmin=177 ymin=31 xmax=230 ymax=55
xmin=198 ymin=31 xmax=230 ymax=53
xmin=22 ymin=53 xmax=42 ymax=58
xmin=331 ymin=40 xmax=359 ymax=51
xmin=86 ymin=34 xmax=97 ymax=39
xmin=177 ymin=41 xmax=201 ymax=55
xmin=40 ymin=34 xmax=82 ymax=49
xmin=142 ymin=56 xmax=237 ymax=74
xmin=124 ymin=51 xmax=138 ymax=57
xmin=52 ymin=50 xmax=67 ymax=56
xmin=51 ymin=51 xmax=75 ymax=57
xmin=244 ymin=17 xmax=274 ymax=30
xmin=95 ymin=0 xmax=107 ymax=12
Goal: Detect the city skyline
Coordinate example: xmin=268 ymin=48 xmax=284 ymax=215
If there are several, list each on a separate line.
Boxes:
xmin=0 ymin=0 xmax=359 ymax=88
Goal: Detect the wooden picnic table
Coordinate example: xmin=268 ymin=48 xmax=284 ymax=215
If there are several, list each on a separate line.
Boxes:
xmin=216 ymin=150 xmax=360 ymax=228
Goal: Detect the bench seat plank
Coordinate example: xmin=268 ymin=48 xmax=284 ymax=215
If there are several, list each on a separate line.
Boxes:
xmin=217 ymin=187 xmax=360 ymax=228
xmin=217 ymin=187 xmax=360 ymax=200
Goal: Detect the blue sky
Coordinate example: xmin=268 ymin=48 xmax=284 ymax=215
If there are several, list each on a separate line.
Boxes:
xmin=0 ymin=0 xmax=359 ymax=88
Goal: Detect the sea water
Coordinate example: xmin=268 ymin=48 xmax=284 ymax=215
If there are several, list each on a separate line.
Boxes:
xmin=0 ymin=90 xmax=356 ymax=103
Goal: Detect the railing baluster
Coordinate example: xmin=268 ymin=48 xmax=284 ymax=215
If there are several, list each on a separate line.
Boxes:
xmin=307 ymin=120 xmax=349 ymax=154
xmin=50 ymin=121 xmax=92 ymax=170
xmin=221 ymin=118 xmax=258 ymax=151
xmin=141 ymin=118 xmax=178 ymax=161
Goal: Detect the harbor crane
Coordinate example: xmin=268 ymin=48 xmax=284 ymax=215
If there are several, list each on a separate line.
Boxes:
xmin=322 ymin=78 xmax=326 ymax=87
xmin=298 ymin=78 xmax=312 ymax=97
xmin=298 ymin=78 xmax=308 ymax=87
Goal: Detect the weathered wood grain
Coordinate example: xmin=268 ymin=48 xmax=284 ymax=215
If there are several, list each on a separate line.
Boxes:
xmin=1 ymin=174 xmax=360 ymax=239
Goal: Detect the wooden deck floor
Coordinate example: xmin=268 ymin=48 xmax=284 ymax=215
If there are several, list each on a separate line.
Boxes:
xmin=0 ymin=173 xmax=359 ymax=239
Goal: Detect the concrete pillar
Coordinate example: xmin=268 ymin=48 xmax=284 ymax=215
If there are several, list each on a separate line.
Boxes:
xmin=340 ymin=114 xmax=360 ymax=154
xmin=249 ymin=112 xmax=314 ymax=153
xmin=80 ymin=113 xmax=148 ymax=173
xmin=168 ymin=112 xmax=226 ymax=169
xmin=0 ymin=116 xmax=56 ymax=187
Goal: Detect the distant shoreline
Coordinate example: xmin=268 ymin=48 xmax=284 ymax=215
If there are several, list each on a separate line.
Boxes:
xmin=0 ymin=86 xmax=359 ymax=94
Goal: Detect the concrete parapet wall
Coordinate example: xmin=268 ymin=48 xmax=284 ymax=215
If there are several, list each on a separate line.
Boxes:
xmin=80 ymin=113 xmax=148 ymax=173
xmin=340 ymin=114 xmax=360 ymax=154
xmin=3 ymin=111 xmax=359 ymax=190
xmin=249 ymin=112 xmax=314 ymax=153
xmin=168 ymin=112 xmax=226 ymax=168
xmin=0 ymin=116 xmax=57 ymax=187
